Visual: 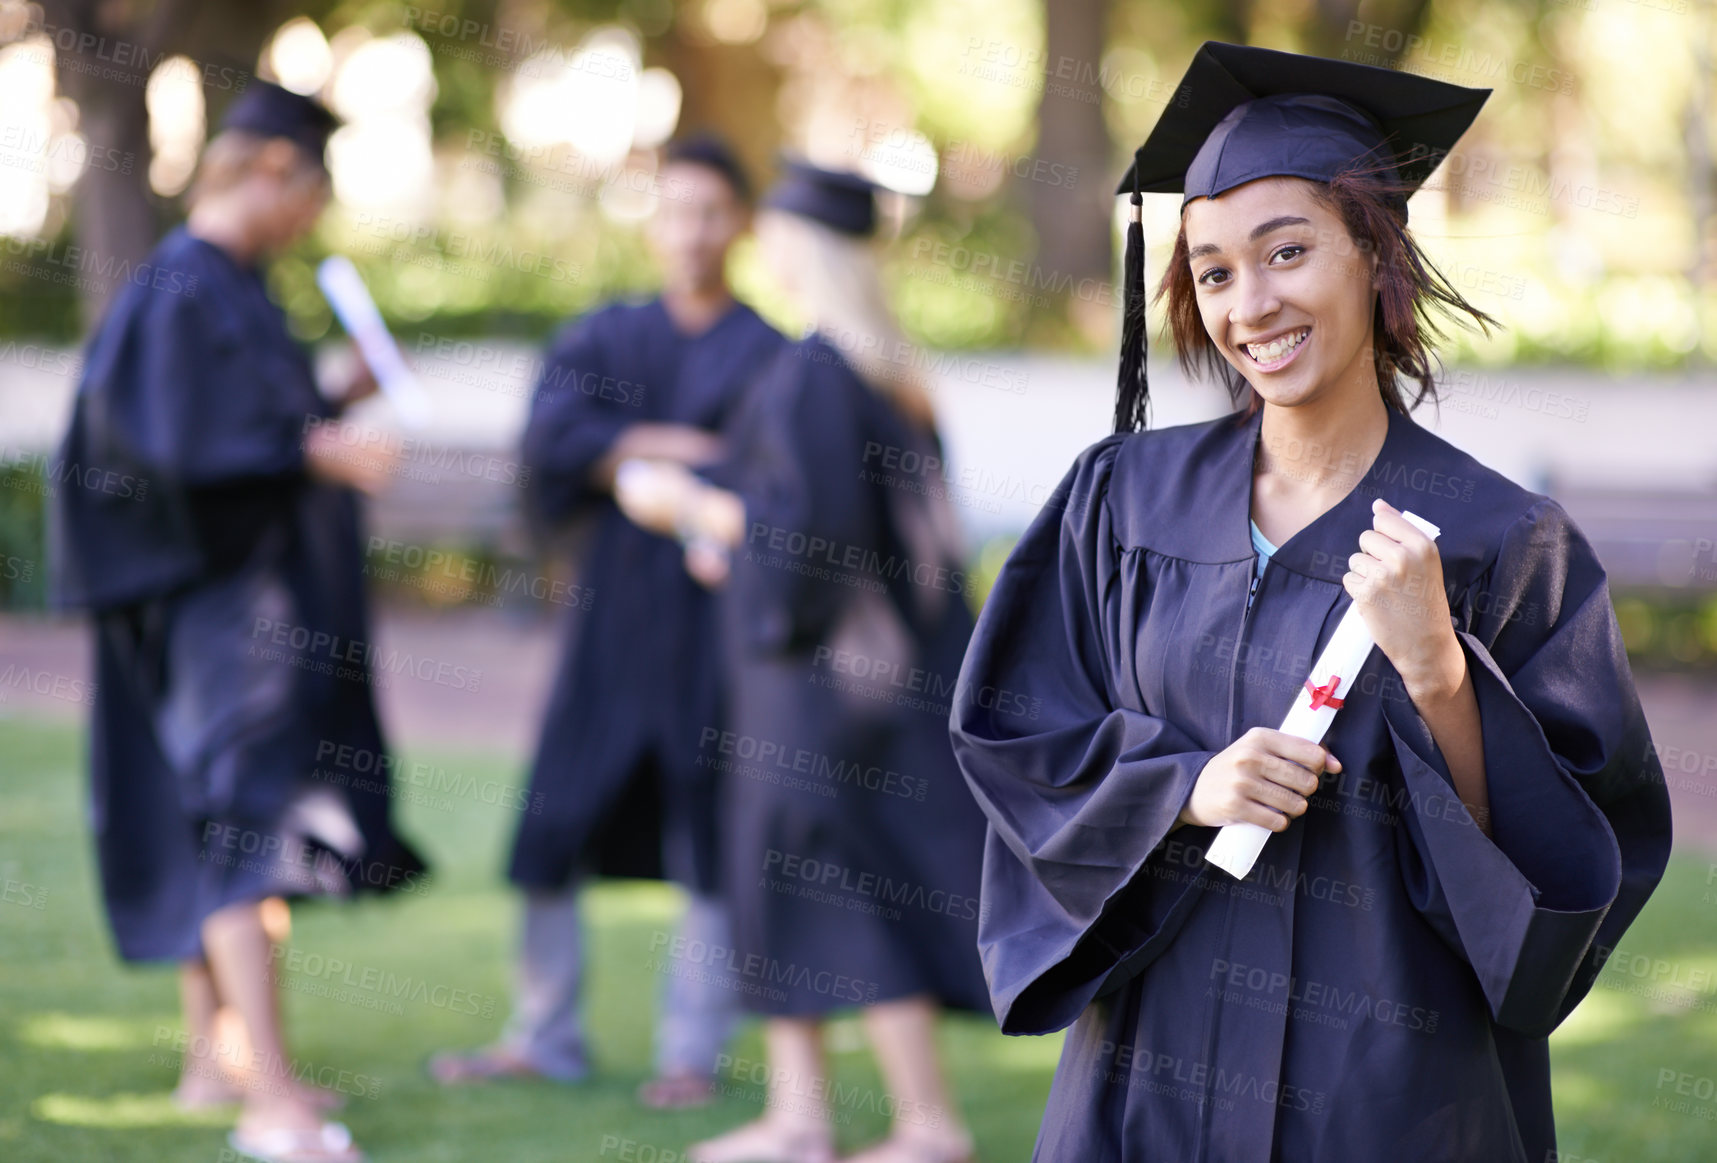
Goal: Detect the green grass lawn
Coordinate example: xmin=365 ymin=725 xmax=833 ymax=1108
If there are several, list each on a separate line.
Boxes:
xmin=3 ymin=714 xmax=1714 ymax=1162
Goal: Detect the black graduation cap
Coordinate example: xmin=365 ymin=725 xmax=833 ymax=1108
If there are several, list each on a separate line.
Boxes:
xmin=1109 ymin=42 xmax=1491 ymax=433
xmin=218 ymin=80 xmax=340 ymax=169
xmin=763 ymin=158 xmax=879 ymax=237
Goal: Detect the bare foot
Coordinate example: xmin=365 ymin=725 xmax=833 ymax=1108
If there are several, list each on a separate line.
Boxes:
xmin=173 ymin=1068 xmax=241 ymax=1110
xmin=686 ymin=1115 xmax=836 ymax=1163
xmin=427 ymin=1045 xmax=576 ymax=1085
xmin=175 ymin=1063 xmax=344 ymax=1111
xmin=637 ymin=1071 xmax=716 ymax=1109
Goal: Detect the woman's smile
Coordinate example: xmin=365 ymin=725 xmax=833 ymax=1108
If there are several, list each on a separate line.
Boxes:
xmin=1239 ymin=325 xmax=1312 ymax=372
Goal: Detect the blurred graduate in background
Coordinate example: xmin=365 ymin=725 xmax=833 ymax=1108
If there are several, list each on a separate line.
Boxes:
xmin=50 ymin=81 xmax=427 ymax=1163
xmin=617 ymin=161 xmax=988 ymax=1163
xmin=429 ymin=135 xmax=786 ymax=1109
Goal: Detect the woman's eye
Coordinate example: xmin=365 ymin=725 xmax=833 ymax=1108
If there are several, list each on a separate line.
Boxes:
xmin=1196 ymin=267 xmax=1230 ymax=288
xmin=1271 ymin=244 xmax=1305 ymax=264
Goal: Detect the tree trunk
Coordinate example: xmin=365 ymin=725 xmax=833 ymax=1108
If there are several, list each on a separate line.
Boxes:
xmin=1302 ymin=0 xmax=1433 ymax=62
xmin=43 ymin=0 xmax=162 ymax=328
xmin=40 ymin=0 xmax=286 ymax=327
xmin=1030 ymin=0 xmax=1112 ymax=340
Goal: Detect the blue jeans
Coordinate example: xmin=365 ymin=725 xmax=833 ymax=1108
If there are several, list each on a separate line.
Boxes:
xmin=499 ymin=882 xmax=739 ymax=1080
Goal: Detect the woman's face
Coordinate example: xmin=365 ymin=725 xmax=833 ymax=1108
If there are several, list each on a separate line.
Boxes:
xmin=1181 ymin=176 xmax=1379 ymax=410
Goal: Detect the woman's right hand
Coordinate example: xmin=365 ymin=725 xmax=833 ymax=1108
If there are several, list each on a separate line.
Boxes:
xmin=1178 ymin=727 xmax=1341 ymax=831
xmin=304 ymin=419 xmax=398 ymax=496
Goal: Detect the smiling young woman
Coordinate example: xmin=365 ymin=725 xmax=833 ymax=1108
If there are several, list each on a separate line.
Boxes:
xmin=948 ymin=41 xmax=1673 ymax=1163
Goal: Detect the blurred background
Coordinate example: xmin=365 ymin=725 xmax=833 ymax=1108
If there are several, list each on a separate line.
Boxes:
xmin=2 ymin=1 xmax=1715 ymax=1161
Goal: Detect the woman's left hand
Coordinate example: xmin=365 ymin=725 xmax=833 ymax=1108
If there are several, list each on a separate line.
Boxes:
xmin=1344 ymin=498 xmax=1464 ymax=701
xmin=684 ymin=540 xmax=732 ymax=589
xmin=613 ymin=458 xmax=699 ymax=536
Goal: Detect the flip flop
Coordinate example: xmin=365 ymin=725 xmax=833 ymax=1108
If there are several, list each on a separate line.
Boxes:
xmin=227 ymin=1120 xmax=364 ymax=1163
xmin=838 ymin=1129 xmax=977 ymax=1163
xmin=685 ymin=1117 xmax=836 ymax=1163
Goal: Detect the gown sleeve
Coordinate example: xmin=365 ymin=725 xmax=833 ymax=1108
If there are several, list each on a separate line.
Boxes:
xmin=520 ymin=309 xmax=630 ymax=523
xmin=948 ymin=436 xmax=1228 ymax=1036
xmin=1381 ymin=495 xmax=1673 ymax=1037
xmin=723 ymin=351 xmax=878 ymax=655
xmin=120 ymin=284 xmax=308 ymax=485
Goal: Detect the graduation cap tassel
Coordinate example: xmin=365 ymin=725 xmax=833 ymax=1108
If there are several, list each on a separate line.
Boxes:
xmin=1113 ymin=180 xmax=1149 ymax=434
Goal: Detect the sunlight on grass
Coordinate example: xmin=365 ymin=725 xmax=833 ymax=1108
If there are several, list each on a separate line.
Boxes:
xmin=6 ymin=715 xmax=1713 ymax=1163
xmin=825 ymin=1016 xmax=868 ymax=1053
xmin=978 ymin=1031 xmax=1066 ymax=1073
xmin=30 ymin=1092 xmax=231 ymax=1129
xmin=1550 ymin=1067 xmax=1610 ymax=1112
xmin=581 ymin=879 xmax=685 ymax=927
xmin=15 ymin=1013 xmax=172 ymax=1053
xmin=1553 ymin=988 xmax=1643 ymax=1047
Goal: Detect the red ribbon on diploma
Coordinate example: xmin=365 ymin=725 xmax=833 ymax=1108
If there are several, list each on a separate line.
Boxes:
xmin=1304 ymin=675 xmax=1345 ymax=710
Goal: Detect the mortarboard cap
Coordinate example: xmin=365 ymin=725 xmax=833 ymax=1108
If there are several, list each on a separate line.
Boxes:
xmin=763 ymin=159 xmax=879 ymax=237
xmin=1110 ymin=42 xmax=1491 ymax=434
xmin=218 ymin=80 xmax=339 ymax=169
xmin=1115 ymin=41 xmax=1491 ymax=207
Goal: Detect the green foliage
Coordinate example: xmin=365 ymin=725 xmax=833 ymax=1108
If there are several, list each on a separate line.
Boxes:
xmin=0 ymin=462 xmax=48 ymax=610
xmin=6 ymin=0 xmax=1717 ymax=363
xmin=1613 ymin=592 xmax=1717 ymax=670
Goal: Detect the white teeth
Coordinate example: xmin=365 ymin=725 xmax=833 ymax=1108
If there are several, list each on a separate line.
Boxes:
xmin=1245 ymin=328 xmax=1309 ymax=363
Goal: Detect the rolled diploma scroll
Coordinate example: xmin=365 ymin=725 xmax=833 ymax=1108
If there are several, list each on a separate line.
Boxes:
xmin=1202 ymin=509 xmax=1442 ymax=880
xmin=316 ymin=255 xmax=433 ymax=429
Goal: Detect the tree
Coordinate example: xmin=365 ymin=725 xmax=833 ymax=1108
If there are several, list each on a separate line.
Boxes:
xmin=1031 ymin=0 xmax=1438 ymax=343
xmin=40 ymin=0 xmax=302 ymax=325
xmin=1031 ymin=0 xmax=1112 ymax=341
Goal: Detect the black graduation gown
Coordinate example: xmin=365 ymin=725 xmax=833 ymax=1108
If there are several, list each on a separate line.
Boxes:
xmin=708 ymin=335 xmax=991 ymax=1016
xmin=50 ymin=227 xmax=427 ymax=964
xmin=949 ymin=402 xmax=1673 ymax=1162
xmin=509 ymin=298 xmax=785 ymax=893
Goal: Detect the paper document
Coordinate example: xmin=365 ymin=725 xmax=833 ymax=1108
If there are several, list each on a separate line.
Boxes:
xmin=1203 ymin=509 xmax=1442 ymax=879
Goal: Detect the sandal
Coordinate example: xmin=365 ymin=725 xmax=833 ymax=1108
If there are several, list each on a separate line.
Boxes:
xmin=839 ymin=1128 xmax=976 ymax=1163
xmin=637 ymin=1071 xmax=716 ymax=1109
xmin=686 ymin=1116 xmax=836 ymax=1163
xmin=227 ymin=1119 xmax=364 ymax=1163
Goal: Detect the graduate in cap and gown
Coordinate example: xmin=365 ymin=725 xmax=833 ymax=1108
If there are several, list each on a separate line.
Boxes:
xmin=429 ymin=135 xmax=787 ymax=1107
xmin=50 ymin=81 xmax=426 ymax=1163
xmin=616 ymin=160 xmax=989 ymax=1163
xmin=946 ymin=42 xmax=1674 ymax=1162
